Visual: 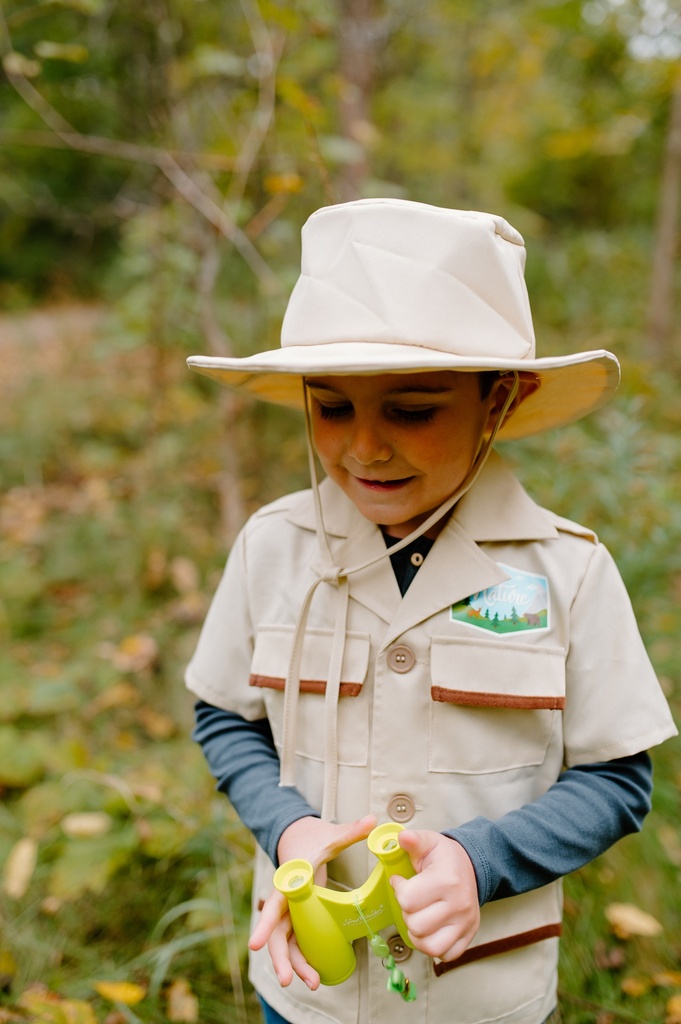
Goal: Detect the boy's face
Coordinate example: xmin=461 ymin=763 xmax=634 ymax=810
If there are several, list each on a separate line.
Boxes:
xmin=307 ymin=371 xmax=503 ymax=539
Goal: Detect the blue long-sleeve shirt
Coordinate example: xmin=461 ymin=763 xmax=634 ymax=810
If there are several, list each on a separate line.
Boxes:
xmin=193 ymin=700 xmax=651 ymax=905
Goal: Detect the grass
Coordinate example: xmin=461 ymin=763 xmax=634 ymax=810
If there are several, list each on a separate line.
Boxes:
xmin=0 ymin=305 xmax=679 ymax=1023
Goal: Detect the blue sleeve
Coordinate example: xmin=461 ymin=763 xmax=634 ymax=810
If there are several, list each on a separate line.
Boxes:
xmin=193 ymin=700 xmax=320 ymax=866
xmin=445 ymin=751 xmax=653 ymax=905
xmin=194 ymin=700 xmax=652 ymax=893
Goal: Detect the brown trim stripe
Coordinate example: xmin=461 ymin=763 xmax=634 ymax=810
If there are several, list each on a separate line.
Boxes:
xmin=249 ymin=674 xmax=362 ymax=697
xmin=433 ymin=923 xmax=562 ymax=975
xmin=431 ymin=686 xmax=566 ymax=710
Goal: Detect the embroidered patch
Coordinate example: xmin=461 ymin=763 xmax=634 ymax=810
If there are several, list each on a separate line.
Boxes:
xmin=450 ymin=563 xmax=550 ymax=635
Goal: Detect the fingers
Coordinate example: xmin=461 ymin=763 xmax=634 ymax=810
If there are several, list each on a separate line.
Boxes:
xmin=264 ymin=911 xmax=296 ymax=987
xmin=266 ymin=918 xmax=321 ymax=989
xmin=288 ymin=937 xmax=321 ymax=990
xmin=248 ymin=889 xmax=288 ymax=952
xmin=248 ymin=889 xmax=321 ymax=990
xmin=391 ymin=831 xmax=481 ymax=963
xmin=397 ymin=898 xmax=478 ymax=962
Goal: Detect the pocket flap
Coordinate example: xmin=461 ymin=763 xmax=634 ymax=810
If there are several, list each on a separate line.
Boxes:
xmin=430 ymin=636 xmax=566 ymax=710
xmin=250 ymin=625 xmax=371 ymax=696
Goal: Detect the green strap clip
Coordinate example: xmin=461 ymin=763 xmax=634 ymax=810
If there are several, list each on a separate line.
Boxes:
xmin=384 ymin=953 xmax=417 ymax=1002
xmin=355 ymin=900 xmax=417 ymax=1003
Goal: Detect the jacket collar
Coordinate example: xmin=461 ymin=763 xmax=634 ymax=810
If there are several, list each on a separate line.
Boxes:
xmin=285 ymin=452 xmax=558 ymax=636
xmin=453 ymin=451 xmax=558 ymax=542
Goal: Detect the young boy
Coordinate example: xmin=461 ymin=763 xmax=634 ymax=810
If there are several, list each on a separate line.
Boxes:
xmin=185 ymin=199 xmax=677 ymax=1024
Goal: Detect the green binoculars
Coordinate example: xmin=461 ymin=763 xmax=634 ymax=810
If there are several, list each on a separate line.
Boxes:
xmin=273 ymin=822 xmax=416 ymax=986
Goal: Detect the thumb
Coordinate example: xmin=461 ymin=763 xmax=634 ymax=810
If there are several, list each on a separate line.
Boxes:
xmin=342 ymin=813 xmax=378 ymax=843
xmin=322 ymin=814 xmax=377 ymax=863
xmin=397 ymin=828 xmax=439 ymax=872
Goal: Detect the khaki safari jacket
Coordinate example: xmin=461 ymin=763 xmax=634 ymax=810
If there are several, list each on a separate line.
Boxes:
xmin=186 ymin=452 xmax=677 ymax=1024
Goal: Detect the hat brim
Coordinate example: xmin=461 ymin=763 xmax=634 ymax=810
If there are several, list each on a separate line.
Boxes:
xmin=187 ymin=343 xmax=619 ymax=440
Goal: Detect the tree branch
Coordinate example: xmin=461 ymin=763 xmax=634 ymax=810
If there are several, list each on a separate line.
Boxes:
xmin=0 ymin=128 xmax=236 ymax=171
xmin=226 ymin=0 xmax=284 ymax=208
xmin=0 ymin=6 xmax=284 ymax=295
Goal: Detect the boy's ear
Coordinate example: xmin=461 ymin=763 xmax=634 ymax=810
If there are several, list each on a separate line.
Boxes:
xmin=486 ymin=372 xmax=540 ymax=433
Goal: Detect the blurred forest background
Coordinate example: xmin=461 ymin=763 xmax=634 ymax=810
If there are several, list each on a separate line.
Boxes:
xmin=1 ymin=0 xmax=680 ymax=1021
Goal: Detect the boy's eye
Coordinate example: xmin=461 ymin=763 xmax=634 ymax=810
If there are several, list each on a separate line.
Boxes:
xmin=315 ymin=401 xmax=437 ymax=423
xmin=392 ymin=406 xmax=437 ymax=423
xmin=317 ymin=402 xmax=352 ymax=420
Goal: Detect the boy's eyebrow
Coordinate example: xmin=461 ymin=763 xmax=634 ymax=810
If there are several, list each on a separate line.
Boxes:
xmin=385 ymin=385 xmax=453 ymax=396
xmin=305 ymin=380 xmax=454 ymax=396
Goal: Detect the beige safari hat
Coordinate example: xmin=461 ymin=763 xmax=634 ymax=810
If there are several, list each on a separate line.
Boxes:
xmin=187 ymin=198 xmax=619 ymax=439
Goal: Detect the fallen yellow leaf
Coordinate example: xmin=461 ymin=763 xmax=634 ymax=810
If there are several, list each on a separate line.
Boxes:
xmin=83 ymin=680 xmax=141 ymax=718
xmin=169 ymin=556 xmax=200 ymax=594
xmin=166 ymin=978 xmax=199 ymax=1023
xmin=40 ymin=895 xmax=62 ymax=916
xmin=61 ymin=999 xmax=98 ymax=1024
xmin=61 ymin=812 xmax=112 ymax=838
xmin=0 ymin=947 xmax=17 ymax=985
xmin=18 ymin=986 xmax=98 ymax=1024
xmin=137 ymin=706 xmax=176 ymax=740
xmin=604 ymin=902 xmax=663 ymax=939
xmin=264 ymin=172 xmax=304 ymax=195
xmin=3 ymin=837 xmax=38 ymax=899
xmin=93 ymin=981 xmax=146 ymax=1005
xmin=621 ymin=976 xmax=651 ymax=997
xmin=657 ymin=824 xmax=681 ymax=867
xmin=656 ymin=972 xmax=681 ymax=987
xmin=108 ymin=634 xmax=159 ymax=673
xmin=666 ymin=992 xmax=681 ymax=1024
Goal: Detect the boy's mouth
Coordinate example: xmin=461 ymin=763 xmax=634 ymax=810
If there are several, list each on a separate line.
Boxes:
xmin=356 ymin=476 xmax=413 ymax=491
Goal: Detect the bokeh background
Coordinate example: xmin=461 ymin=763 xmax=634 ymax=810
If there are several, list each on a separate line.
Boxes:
xmin=0 ymin=1 xmax=680 ymax=1021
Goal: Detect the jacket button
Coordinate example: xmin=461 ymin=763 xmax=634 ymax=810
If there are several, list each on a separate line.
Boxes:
xmin=387 ymin=934 xmax=412 ymax=962
xmin=387 ymin=645 xmax=415 ymax=673
xmin=387 ymin=794 xmax=416 ymax=823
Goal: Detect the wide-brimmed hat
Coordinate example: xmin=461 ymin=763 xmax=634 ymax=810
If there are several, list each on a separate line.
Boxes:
xmin=187 ymin=198 xmax=619 ymax=439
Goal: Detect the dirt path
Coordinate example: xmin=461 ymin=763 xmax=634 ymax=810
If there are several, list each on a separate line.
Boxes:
xmin=0 ymin=303 xmax=104 ymax=395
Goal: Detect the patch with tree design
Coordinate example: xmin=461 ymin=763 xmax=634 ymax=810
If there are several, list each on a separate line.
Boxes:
xmin=450 ymin=564 xmax=550 ymax=635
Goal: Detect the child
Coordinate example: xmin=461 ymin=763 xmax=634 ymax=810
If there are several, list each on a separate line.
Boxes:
xmin=185 ymin=199 xmax=677 ymax=1024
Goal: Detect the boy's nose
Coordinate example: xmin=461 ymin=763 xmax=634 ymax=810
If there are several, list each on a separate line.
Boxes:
xmin=347 ymin=421 xmax=392 ymax=465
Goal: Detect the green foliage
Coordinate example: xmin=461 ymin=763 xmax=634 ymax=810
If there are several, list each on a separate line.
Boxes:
xmin=1 ymin=0 xmax=677 ymax=303
xmin=0 ymin=309 xmax=268 ymax=1020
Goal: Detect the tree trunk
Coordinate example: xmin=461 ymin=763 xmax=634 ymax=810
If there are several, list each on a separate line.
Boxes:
xmin=646 ymin=70 xmax=681 ymax=360
xmin=196 ymin=228 xmax=247 ymax=546
xmin=337 ymin=0 xmax=380 ymax=201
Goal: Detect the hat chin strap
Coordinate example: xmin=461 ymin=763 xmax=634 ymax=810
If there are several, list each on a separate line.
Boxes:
xmin=279 ymin=373 xmax=519 ymax=821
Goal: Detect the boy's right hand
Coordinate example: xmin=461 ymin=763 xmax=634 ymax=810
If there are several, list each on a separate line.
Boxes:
xmin=248 ymin=814 xmax=377 ymax=990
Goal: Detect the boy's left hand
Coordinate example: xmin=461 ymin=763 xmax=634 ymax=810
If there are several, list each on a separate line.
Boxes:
xmin=391 ymin=829 xmax=480 ymax=963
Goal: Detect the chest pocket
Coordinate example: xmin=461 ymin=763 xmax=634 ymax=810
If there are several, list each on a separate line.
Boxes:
xmin=428 ymin=636 xmax=566 ymax=774
xmin=250 ymin=625 xmax=371 ymax=766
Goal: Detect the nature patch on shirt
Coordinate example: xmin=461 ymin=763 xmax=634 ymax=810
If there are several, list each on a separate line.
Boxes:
xmin=450 ymin=563 xmax=550 ymax=635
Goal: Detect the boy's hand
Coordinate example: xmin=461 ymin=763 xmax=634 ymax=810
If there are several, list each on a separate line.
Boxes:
xmin=391 ymin=829 xmax=480 ymax=963
xmin=248 ymin=814 xmax=377 ymax=989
